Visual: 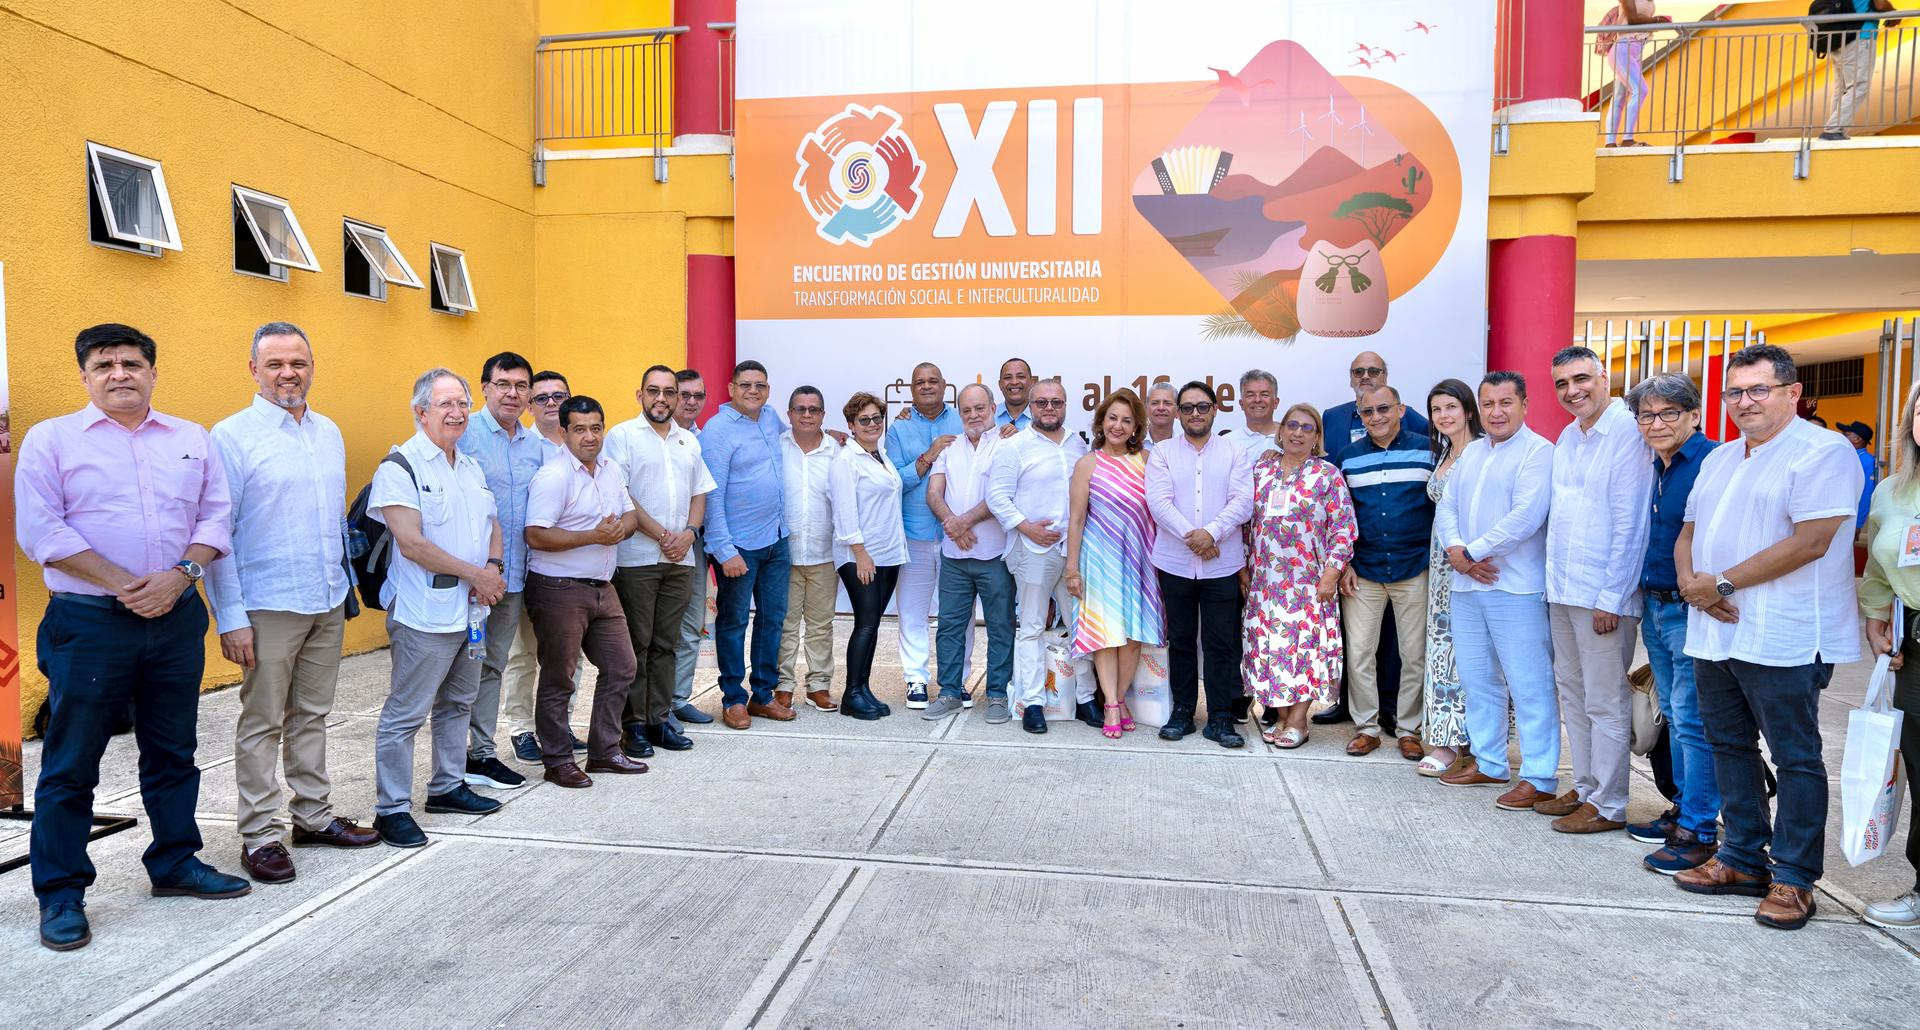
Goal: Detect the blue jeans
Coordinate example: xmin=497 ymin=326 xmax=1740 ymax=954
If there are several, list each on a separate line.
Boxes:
xmin=1694 ymin=656 xmax=1830 ymax=890
xmin=32 ymin=593 xmax=210 ymax=905
xmin=936 ymin=556 xmax=1014 ymax=700
xmin=713 ymin=538 xmax=791 ymax=707
xmin=1450 ymin=589 xmax=1560 ymax=792
xmin=1642 ymin=596 xmax=1720 ymax=839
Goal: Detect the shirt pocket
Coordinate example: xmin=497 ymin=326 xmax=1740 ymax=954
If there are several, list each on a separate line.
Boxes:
xmin=157 ymin=452 xmax=210 ymax=517
xmin=418 ymin=484 xmax=452 ymax=526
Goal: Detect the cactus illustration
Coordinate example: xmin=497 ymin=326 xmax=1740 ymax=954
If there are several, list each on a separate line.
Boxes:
xmin=1393 ymin=152 xmax=1405 ymax=166
xmin=1401 ymin=165 xmax=1425 ymax=195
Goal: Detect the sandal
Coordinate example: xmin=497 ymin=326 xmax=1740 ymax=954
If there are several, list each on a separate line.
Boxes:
xmin=1273 ymin=727 xmax=1307 ymax=749
xmin=1119 ymin=703 xmax=1135 ymax=733
xmin=1416 ymin=753 xmax=1451 ymax=777
xmin=1102 ymin=704 xmax=1123 ymax=740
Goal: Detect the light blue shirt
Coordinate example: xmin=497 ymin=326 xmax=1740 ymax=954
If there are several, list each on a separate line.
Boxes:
xmin=995 ymin=404 xmax=1032 ymax=431
xmin=886 ymin=405 xmax=964 ymax=541
xmin=701 ymin=404 xmax=789 ymax=562
xmin=1855 ymin=0 xmax=1881 ymax=42
xmin=457 ymin=409 xmax=548 ymax=592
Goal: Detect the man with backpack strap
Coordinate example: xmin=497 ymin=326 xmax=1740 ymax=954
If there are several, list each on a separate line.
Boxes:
xmin=1815 ymin=0 xmax=1898 ymax=141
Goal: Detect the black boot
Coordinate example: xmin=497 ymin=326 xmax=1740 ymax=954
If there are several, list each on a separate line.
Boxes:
xmin=1074 ymin=699 xmax=1104 ymax=729
xmin=840 ymin=684 xmax=889 ymax=721
xmin=1159 ymin=707 xmax=1196 ymax=741
xmin=1202 ymin=713 xmax=1246 ymax=749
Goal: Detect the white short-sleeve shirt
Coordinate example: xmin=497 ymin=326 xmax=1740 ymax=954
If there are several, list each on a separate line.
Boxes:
xmin=603 ymin=417 xmax=715 ymax=568
xmin=369 ymin=432 xmax=497 ymax=634
xmin=931 ymin=431 xmax=1008 ymax=560
xmin=1683 ymin=417 xmax=1864 ymax=666
xmin=781 ymin=431 xmax=840 ymax=566
xmin=525 ymin=452 xmax=636 ymax=581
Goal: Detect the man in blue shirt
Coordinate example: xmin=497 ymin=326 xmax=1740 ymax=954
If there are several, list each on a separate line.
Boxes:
xmin=1627 ymin=372 xmax=1720 ymax=875
xmin=700 ymin=360 xmax=795 ymax=729
xmin=456 ymin=351 xmax=544 ymax=791
xmin=996 ymin=357 xmax=1034 ymax=430
xmin=1335 ymin=386 xmax=1435 ymax=759
xmin=886 ymin=362 xmax=965 ymax=706
xmin=1839 ymin=420 xmax=1877 ymax=528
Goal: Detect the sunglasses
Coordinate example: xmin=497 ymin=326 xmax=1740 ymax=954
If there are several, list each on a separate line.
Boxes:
xmin=853 ymin=413 xmax=887 ymax=427
xmin=1178 ymin=402 xmax=1214 ymax=415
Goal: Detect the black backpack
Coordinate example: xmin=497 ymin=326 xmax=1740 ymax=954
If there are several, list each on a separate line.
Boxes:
xmin=346 ymin=451 xmax=416 ymax=613
xmin=1808 ymin=0 xmax=1866 ymax=55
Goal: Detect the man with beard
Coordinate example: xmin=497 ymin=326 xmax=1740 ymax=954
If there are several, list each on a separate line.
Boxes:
xmin=668 ymin=368 xmax=716 ymax=727
xmin=926 ymin=384 xmax=1014 ymax=721
xmin=606 ymin=365 xmax=714 ymax=757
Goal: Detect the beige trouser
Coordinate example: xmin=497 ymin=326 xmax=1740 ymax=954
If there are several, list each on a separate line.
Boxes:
xmin=779 ymin=562 xmax=838 ymax=694
xmin=1549 ymin=603 xmax=1638 ymax=821
xmin=1825 ymin=36 xmax=1876 ymax=135
xmin=1341 ymin=573 xmax=1427 ymax=738
xmin=235 ymin=605 xmax=346 ymax=848
xmin=499 ymin=605 xmax=550 ymax=738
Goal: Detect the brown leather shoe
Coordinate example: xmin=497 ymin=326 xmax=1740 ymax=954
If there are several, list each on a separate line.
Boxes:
xmin=774 ymin=690 xmax=795 ymax=709
xmin=1754 ymin=883 xmax=1816 ymax=930
xmin=1551 ymin=802 xmax=1626 ymax=834
xmin=1495 ymin=782 xmax=1552 ymax=811
xmin=1439 ymin=765 xmax=1510 ymax=787
xmin=241 ymin=842 xmax=296 ymax=884
xmin=723 ymin=704 xmax=751 ymax=730
xmin=1674 ymin=857 xmax=1772 ymax=897
xmin=1396 ymin=736 xmax=1424 ymax=761
xmin=805 ymin=690 xmax=838 ymax=712
xmin=1345 ymin=733 xmax=1380 ymax=756
xmin=290 ymin=818 xmax=382 ymax=849
xmin=747 ymin=699 xmax=798 ymax=721
xmin=544 ymin=762 xmax=593 ymax=788
xmin=1532 ymin=788 xmax=1583 ymax=817
xmin=585 ymin=754 xmax=649 ymax=775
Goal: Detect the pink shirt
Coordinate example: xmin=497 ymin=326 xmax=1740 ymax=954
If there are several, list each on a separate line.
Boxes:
xmin=1145 ymin=431 xmax=1255 ymax=579
xmin=16 ymin=403 xmax=232 ymax=595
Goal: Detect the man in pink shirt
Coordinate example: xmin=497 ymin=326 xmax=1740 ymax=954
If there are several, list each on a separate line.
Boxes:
xmin=17 ymin=324 xmax=244 ymax=952
xmin=1145 ymin=381 xmax=1256 ymax=747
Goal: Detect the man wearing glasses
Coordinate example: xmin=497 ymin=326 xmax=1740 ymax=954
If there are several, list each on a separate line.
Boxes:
xmin=777 ymin=386 xmax=842 ymax=713
xmin=606 ymin=365 xmax=715 ymax=756
xmin=700 ymin=360 xmax=796 ymax=729
xmin=886 ymin=362 xmax=965 ymax=709
xmin=988 ymin=378 xmax=1092 ymax=733
xmin=455 ymin=352 xmax=547 ymax=790
xmin=1672 ymin=345 xmax=1861 ymax=931
xmin=502 ymin=369 xmax=576 ymax=761
xmin=669 ymin=368 xmax=717 ymax=727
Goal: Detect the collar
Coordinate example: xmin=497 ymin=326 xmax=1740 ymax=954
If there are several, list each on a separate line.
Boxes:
xmin=1359 ymin=427 xmax=1415 ymax=452
xmin=566 ymin=452 xmax=612 ymax=476
xmin=81 ymin=402 xmax=163 ymax=432
xmin=783 ymin=429 xmax=838 ymax=454
xmin=907 ymin=405 xmax=953 ymax=425
xmin=249 ymin=392 xmax=310 ymax=427
xmin=1673 ymin=431 xmax=1712 ymax=465
xmin=477 ymin=408 xmax=524 ymax=438
xmin=718 ymin=403 xmax=762 ymax=424
xmin=1580 ymin=398 xmax=1630 ymax=437
xmin=403 ymin=430 xmax=462 ymax=468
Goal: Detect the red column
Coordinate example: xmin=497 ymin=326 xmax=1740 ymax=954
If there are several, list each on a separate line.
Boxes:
xmin=686 ymin=255 xmax=735 ymax=422
xmin=676 ymin=0 xmax=737 ymax=422
xmin=1489 ymin=0 xmax=1583 ymax=437
xmin=674 ymin=0 xmax=734 ymax=143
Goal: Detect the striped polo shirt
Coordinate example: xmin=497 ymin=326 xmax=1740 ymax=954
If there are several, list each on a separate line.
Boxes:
xmin=1336 ymin=428 xmax=1436 ymax=583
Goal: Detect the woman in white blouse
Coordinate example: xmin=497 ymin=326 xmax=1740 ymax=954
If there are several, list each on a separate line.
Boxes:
xmin=831 ymin=391 xmax=908 ymax=720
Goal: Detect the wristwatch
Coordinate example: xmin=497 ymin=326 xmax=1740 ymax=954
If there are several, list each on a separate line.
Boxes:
xmin=1714 ymin=574 xmax=1735 ymax=597
xmin=173 ymin=559 xmax=203 ymax=583
xmin=486 ymin=558 xmax=506 ymax=572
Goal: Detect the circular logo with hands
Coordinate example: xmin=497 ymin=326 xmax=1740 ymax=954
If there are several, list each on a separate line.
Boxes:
xmin=794 ymin=103 xmax=924 ymax=247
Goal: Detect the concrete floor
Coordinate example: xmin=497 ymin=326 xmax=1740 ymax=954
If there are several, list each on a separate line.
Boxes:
xmin=4 ymin=617 xmax=1916 ymax=1029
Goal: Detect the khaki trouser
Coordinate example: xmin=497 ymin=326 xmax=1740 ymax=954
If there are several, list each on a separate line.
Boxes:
xmin=1549 ymin=603 xmax=1639 ymax=821
xmin=235 ymin=605 xmax=346 ymax=848
xmin=1341 ymin=574 xmax=1427 ymax=738
xmin=1825 ymin=36 xmax=1876 ymax=135
xmin=779 ymin=562 xmax=838 ymax=694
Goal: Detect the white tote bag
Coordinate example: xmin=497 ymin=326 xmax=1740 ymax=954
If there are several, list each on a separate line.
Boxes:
xmin=1042 ymin=630 xmax=1088 ymax=721
xmin=1841 ymin=654 xmax=1907 ymax=867
xmin=1126 ymin=646 xmax=1173 ymax=728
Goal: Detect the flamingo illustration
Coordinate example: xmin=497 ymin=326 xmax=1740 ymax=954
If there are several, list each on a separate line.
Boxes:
xmin=1375 ymin=49 xmax=1403 ymax=61
xmin=1409 ymin=21 xmax=1437 ymax=33
xmin=1185 ymin=66 xmax=1276 ymax=105
xmin=1351 ymin=56 xmax=1375 ymax=69
xmin=1351 ymin=43 xmax=1373 ymax=55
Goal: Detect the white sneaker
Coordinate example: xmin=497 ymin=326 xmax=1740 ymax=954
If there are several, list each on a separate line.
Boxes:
xmin=1864 ymin=890 xmax=1920 ymax=929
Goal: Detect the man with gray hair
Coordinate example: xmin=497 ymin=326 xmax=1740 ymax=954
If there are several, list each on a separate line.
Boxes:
xmin=1224 ymin=369 xmax=1282 ymax=458
xmin=206 ymin=323 xmax=378 ymax=885
xmin=1142 ymin=382 xmax=1179 ymax=450
xmin=366 ymin=368 xmax=508 ymax=848
xmin=927 ymin=383 xmax=1013 ymax=720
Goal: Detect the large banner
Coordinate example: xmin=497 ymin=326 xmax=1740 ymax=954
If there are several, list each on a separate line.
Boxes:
xmin=735 ymin=0 xmax=1494 ymax=426
xmin=1 ymin=263 xmax=19 ymax=809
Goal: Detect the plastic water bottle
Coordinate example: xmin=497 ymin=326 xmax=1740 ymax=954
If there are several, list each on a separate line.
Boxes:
xmin=344 ymin=517 xmax=369 ymax=560
xmin=467 ymin=595 xmax=487 ymax=660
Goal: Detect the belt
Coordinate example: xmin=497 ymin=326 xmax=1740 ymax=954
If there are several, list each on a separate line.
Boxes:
xmin=527 ymin=572 xmax=610 ymax=589
xmin=1645 ymin=587 xmax=1682 ymax=604
xmin=52 ymin=590 xmax=196 ymax=614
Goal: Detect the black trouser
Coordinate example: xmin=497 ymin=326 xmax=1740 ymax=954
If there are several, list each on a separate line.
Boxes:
xmin=837 ymin=563 xmax=900 ymax=694
xmin=1158 ymin=571 xmax=1243 ymax=723
xmin=1896 ymin=636 xmax=1920 ymax=889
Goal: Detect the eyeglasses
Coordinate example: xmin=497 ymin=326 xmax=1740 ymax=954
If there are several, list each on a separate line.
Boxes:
xmin=1357 ymin=405 xmax=1398 ymax=418
xmin=790 ymin=405 xmax=824 ymax=417
xmin=487 ymin=379 xmax=529 ymax=394
xmin=853 ymin=413 xmax=887 ymax=427
xmin=642 ymin=386 xmax=679 ymax=398
xmin=1635 ymin=408 xmax=1688 ymax=425
xmin=735 ymin=381 xmax=769 ymax=392
xmin=530 ymin=392 xmax=568 ymax=406
xmin=1350 ymin=366 xmax=1386 ymax=379
xmin=1281 ymin=420 xmax=1317 ymax=433
xmin=1030 ymin=398 xmax=1067 ymax=410
xmin=1177 ymin=402 xmax=1214 ymax=415
xmin=427 ymin=398 xmax=471 ymax=412
xmin=1722 ymin=383 xmax=1783 ymax=404
xmin=680 ymin=391 xmax=706 ymax=402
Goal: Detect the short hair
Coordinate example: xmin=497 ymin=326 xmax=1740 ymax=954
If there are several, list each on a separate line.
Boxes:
xmin=999 ymin=357 xmax=1032 ymax=377
xmin=530 ymin=369 xmax=569 ymax=390
xmin=843 ymin=391 xmax=884 ymax=423
xmin=912 ymin=361 xmax=942 ymax=378
xmin=1481 ymin=370 xmax=1528 ymax=400
xmin=250 ymin=321 xmax=310 ymax=361
xmin=641 ymin=363 xmax=676 ymax=385
xmin=559 ymin=395 xmax=604 ymax=430
xmin=1361 ymin=384 xmax=1402 ymax=405
xmin=675 ymin=368 xmax=703 ymax=384
xmin=75 ymin=323 xmax=155 ymax=370
xmin=789 ymin=385 xmax=824 ymax=408
xmin=1239 ymin=368 xmax=1278 ymax=393
xmin=480 ymin=351 xmax=532 ymax=385
xmin=957 ymin=383 xmax=995 ymax=406
xmin=1727 ymin=344 xmax=1797 ymax=384
xmin=1279 ymin=403 xmax=1324 ymax=456
xmin=1549 ymin=345 xmax=1602 ymax=369
xmin=410 ymin=367 xmax=470 ymax=413
xmin=1176 ymin=380 xmax=1217 ymax=406
xmin=1625 ymin=373 xmax=1701 ymax=415
xmin=1030 ymin=377 xmax=1067 ymax=398
xmin=1146 ymin=381 xmax=1178 ymax=399
xmin=732 ymin=359 xmax=769 ymax=382
xmin=1093 ymin=388 xmax=1147 ymax=452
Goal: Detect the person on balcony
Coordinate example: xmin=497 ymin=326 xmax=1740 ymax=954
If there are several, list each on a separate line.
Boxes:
xmin=1595 ymin=1 xmax=1661 ymax=148
xmin=1821 ymin=1 xmax=1900 ymax=142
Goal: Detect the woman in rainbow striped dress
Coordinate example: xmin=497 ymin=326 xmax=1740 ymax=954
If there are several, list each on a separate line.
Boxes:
xmin=1065 ymin=388 xmax=1167 ymax=739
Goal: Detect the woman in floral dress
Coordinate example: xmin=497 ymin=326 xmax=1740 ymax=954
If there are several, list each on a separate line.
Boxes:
xmin=1418 ymin=379 xmax=1484 ymax=775
xmin=1241 ymin=403 xmax=1357 ymax=748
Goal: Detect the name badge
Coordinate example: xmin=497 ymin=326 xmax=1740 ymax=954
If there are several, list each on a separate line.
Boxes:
xmin=1900 ymin=520 xmax=1920 ymax=568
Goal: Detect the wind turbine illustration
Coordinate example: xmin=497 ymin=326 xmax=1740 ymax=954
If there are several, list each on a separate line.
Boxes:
xmin=1317 ymin=95 xmax=1345 ymax=133
xmin=1347 ymin=109 xmax=1376 ymax=164
xmin=1287 ymin=111 xmax=1315 ymax=163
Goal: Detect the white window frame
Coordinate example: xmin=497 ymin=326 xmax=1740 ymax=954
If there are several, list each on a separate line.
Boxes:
xmin=343 ymin=219 xmax=423 ymax=289
xmin=86 ymin=142 xmax=182 ymax=252
xmin=428 ymin=242 xmax=478 ymax=314
xmin=232 ymin=185 xmax=320 ymax=273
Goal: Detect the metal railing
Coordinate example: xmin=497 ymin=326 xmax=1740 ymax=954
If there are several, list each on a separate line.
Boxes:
xmin=1577 ymin=318 xmax=1765 ymax=439
xmin=1492 ymin=0 xmax=1524 ymax=155
xmin=533 ymin=26 xmax=686 ymax=185
xmin=710 ymin=21 xmax=736 ymax=178
xmin=1876 ymin=317 xmax=1919 ymax=473
xmin=1584 ymin=10 xmax=1918 ymax=179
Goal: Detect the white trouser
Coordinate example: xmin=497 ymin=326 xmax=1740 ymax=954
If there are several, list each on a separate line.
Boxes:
xmin=1005 ymin=543 xmax=1082 ymax=709
xmin=894 ymin=539 xmax=943 ymax=684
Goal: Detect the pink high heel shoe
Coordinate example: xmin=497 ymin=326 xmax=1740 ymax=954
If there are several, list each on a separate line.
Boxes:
xmin=1119 ymin=704 xmax=1136 ymax=733
xmin=1102 ymin=704 xmax=1124 ymax=739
